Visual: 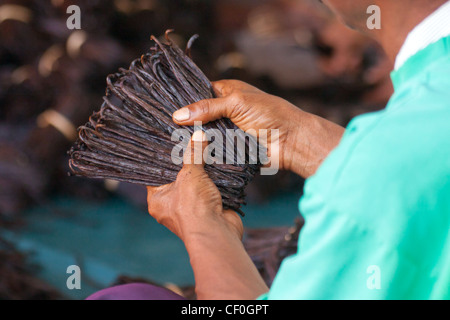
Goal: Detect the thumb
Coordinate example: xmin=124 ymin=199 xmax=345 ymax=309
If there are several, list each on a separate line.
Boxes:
xmin=172 ymin=97 xmax=231 ymax=126
xmin=182 ymin=130 xmax=209 ymax=169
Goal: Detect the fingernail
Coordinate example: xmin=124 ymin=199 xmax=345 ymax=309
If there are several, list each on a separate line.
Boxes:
xmin=173 ymin=108 xmax=190 ymax=122
xmin=192 ymin=130 xmax=207 ymax=142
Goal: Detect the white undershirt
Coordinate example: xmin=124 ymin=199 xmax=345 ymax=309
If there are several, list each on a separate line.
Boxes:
xmin=394 ymin=1 xmax=450 ymax=70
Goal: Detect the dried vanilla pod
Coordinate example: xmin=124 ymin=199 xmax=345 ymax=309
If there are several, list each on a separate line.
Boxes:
xmin=68 ymin=31 xmax=262 ymax=215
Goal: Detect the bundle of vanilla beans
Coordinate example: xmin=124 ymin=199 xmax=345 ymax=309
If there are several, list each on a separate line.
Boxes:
xmin=68 ymin=31 xmax=262 ymax=215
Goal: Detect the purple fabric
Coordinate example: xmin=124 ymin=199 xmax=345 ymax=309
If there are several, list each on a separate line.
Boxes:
xmin=85 ymin=283 xmax=187 ymax=300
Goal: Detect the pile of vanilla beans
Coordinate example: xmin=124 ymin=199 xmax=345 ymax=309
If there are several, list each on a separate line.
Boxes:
xmin=0 ymin=238 xmax=63 ymax=300
xmin=69 ymin=32 xmax=262 ymax=214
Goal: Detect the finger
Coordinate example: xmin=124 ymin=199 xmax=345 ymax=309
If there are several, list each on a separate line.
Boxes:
xmin=147 ymin=184 xmax=172 ymax=203
xmin=211 ymin=80 xmax=236 ymax=97
xmin=146 ymin=185 xmax=166 ymax=198
xmin=212 ymin=79 xmax=257 ymax=96
xmin=182 ymin=130 xmax=209 ymax=169
xmin=146 ymin=184 xmax=171 ymax=216
xmin=172 ymin=96 xmax=232 ymax=126
xmin=223 ymin=209 xmax=244 ymax=240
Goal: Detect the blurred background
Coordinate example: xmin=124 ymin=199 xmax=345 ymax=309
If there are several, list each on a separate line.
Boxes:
xmin=0 ymin=0 xmax=393 ymax=299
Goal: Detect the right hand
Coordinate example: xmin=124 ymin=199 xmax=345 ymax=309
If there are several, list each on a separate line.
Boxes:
xmin=172 ymin=80 xmax=306 ymax=175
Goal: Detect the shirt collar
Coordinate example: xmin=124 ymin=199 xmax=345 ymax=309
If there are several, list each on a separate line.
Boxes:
xmin=390 ymin=36 xmax=450 ymax=92
xmin=394 ymin=1 xmax=450 ymax=70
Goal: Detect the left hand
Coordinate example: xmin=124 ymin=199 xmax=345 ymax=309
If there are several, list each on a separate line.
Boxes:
xmin=146 ymin=130 xmax=244 ymax=243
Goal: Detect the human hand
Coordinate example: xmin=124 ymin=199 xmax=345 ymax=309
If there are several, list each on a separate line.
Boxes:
xmin=173 ymin=80 xmax=344 ymax=178
xmin=147 ymin=130 xmax=268 ymax=299
xmin=173 ymin=80 xmax=304 ymax=173
xmin=146 ymin=130 xmax=243 ymax=243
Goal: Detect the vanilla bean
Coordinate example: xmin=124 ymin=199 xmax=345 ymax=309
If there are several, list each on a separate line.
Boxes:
xmin=69 ymin=32 xmax=263 ymax=215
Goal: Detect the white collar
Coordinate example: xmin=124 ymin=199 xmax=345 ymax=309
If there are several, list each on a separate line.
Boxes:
xmin=394 ymin=1 xmax=450 ymax=70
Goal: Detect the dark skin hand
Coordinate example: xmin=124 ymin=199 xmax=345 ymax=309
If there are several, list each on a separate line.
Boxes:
xmin=147 ymin=80 xmax=344 ymax=300
xmin=147 ymin=131 xmax=269 ymax=300
xmin=173 ymin=80 xmax=344 ymax=178
xmin=148 ymin=0 xmax=448 ymax=300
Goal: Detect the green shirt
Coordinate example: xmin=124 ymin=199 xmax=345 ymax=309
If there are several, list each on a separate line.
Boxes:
xmin=261 ymin=36 xmax=450 ymax=300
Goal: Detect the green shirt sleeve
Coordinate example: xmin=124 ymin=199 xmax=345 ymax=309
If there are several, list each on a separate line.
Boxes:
xmin=262 ymin=37 xmax=450 ymax=300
